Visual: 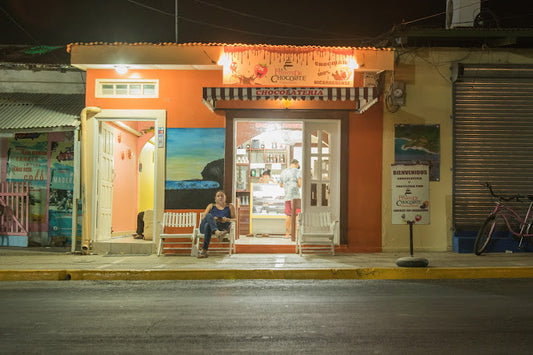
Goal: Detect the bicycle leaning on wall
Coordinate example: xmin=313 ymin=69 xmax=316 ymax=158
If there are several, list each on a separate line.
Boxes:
xmin=474 ymin=182 xmax=533 ymax=255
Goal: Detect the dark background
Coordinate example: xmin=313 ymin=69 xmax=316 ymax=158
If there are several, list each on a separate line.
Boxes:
xmin=1 ymin=0 xmax=531 ymax=47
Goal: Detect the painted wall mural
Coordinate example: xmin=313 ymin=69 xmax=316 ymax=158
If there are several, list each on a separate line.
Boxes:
xmin=48 ymin=134 xmax=75 ymax=245
xmin=165 ymin=128 xmax=225 ymax=209
xmin=6 ymin=133 xmax=49 ymax=227
xmin=394 ymin=124 xmax=440 ymax=181
xmin=3 ymin=132 xmax=78 ymax=246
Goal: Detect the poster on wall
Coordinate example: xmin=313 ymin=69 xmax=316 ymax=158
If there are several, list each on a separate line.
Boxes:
xmin=221 ymin=46 xmax=357 ymax=87
xmin=395 ymin=124 xmax=440 ymax=181
xmin=6 ymin=133 xmax=49 ymax=225
xmin=48 ymin=136 xmax=75 ymax=246
xmin=391 ymin=164 xmax=430 ymax=225
xmin=165 ymin=128 xmax=225 ymax=209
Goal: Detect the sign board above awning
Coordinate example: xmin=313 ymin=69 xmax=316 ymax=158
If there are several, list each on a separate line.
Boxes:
xmin=220 ymin=46 xmax=359 ymax=87
xmin=202 ymin=87 xmax=379 ymax=113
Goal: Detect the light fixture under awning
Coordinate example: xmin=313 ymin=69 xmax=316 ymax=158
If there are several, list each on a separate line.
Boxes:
xmin=202 ymin=87 xmax=379 ymax=113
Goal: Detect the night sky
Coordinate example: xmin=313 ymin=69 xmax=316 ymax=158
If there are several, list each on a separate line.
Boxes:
xmin=0 ymin=0 xmax=531 ymax=47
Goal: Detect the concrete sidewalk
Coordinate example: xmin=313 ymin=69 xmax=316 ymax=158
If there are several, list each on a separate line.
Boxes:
xmin=1 ymin=247 xmax=533 ymax=281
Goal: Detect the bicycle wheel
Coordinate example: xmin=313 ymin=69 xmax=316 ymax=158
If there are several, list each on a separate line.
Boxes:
xmin=474 ymin=214 xmax=501 ymax=255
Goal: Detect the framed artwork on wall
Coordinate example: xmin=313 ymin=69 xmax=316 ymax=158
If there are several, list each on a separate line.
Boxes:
xmin=395 ymin=124 xmax=440 ymax=181
xmin=165 ymin=128 xmax=225 ymax=209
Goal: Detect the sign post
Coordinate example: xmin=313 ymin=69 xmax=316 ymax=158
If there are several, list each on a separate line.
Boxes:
xmin=391 ymin=164 xmax=430 ymax=267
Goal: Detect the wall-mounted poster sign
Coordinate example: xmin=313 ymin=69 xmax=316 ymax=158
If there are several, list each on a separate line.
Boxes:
xmin=158 ymin=127 xmax=164 ymax=148
xmin=391 ymin=164 xmax=430 ymax=225
xmin=220 ymin=46 xmax=358 ymax=87
xmin=395 ymin=124 xmax=440 ymax=181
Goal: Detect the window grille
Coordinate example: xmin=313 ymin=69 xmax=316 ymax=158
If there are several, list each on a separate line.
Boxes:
xmin=96 ymin=80 xmax=158 ymax=98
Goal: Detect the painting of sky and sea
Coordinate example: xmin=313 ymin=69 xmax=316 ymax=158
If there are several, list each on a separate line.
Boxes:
xmin=165 ymin=128 xmax=225 ymax=209
xmin=395 ymin=124 xmax=440 ymax=181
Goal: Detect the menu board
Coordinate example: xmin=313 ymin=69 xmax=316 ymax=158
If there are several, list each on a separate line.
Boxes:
xmin=391 ymin=164 xmax=430 ymax=225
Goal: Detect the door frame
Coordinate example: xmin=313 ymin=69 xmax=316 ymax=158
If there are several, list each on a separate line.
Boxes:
xmin=226 ymin=110 xmax=348 ymax=244
xmin=95 ymin=122 xmax=115 ymax=241
xmin=90 ymin=109 xmax=166 ymax=246
xmin=302 ymin=120 xmax=341 ymax=239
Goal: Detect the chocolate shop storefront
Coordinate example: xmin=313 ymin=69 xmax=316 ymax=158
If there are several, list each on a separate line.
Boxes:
xmin=69 ymin=42 xmax=394 ymax=255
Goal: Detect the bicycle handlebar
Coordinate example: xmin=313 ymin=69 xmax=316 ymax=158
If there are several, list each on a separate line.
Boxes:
xmin=483 ymin=182 xmax=525 ymax=202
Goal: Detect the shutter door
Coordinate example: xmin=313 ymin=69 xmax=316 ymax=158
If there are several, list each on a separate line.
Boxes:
xmin=453 ymin=64 xmax=533 ymax=233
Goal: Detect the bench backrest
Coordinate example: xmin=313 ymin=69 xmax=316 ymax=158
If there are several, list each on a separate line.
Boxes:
xmin=300 ymin=212 xmax=333 ymax=231
xmin=163 ymin=212 xmax=197 ymax=229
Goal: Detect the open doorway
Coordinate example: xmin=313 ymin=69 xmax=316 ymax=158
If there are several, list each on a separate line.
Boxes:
xmin=234 ymin=120 xmax=302 ymax=246
xmin=94 ymin=120 xmax=155 ymax=242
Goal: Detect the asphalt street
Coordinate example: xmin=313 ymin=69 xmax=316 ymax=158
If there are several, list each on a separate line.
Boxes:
xmin=2 ymin=279 xmax=533 ymax=354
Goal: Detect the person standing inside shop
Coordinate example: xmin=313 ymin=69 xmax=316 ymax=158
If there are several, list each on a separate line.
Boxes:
xmin=259 ymin=169 xmax=274 ymax=184
xmin=279 ymin=159 xmax=301 ymax=238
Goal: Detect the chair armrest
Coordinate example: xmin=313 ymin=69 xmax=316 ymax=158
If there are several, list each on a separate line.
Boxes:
xmin=329 ymin=220 xmax=340 ymax=233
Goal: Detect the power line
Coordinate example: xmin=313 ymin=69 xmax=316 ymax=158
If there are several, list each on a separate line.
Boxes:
xmin=0 ymin=5 xmax=39 ymax=44
xmin=178 ymin=15 xmax=368 ymax=42
xmin=126 ymin=0 xmax=174 ymax=17
xmin=126 ymin=0 xmax=370 ymax=43
xmin=190 ymin=0 xmax=351 ymax=37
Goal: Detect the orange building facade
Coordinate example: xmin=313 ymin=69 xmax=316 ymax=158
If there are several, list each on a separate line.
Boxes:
xmin=69 ymin=43 xmax=394 ymax=254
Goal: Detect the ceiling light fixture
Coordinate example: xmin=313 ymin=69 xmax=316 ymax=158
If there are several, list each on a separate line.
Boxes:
xmin=115 ymin=65 xmax=128 ymax=75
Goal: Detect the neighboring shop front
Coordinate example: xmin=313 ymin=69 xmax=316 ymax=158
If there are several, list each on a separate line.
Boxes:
xmin=0 ymin=93 xmax=85 ymax=248
xmin=381 ymin=47 xmax=533 ymax=253
xmin=70 ymin=42 xmax=394 ymax=254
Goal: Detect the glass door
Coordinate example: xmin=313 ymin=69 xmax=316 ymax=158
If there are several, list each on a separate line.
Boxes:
xmin=302 ymin=120 xmax=340 ymax=242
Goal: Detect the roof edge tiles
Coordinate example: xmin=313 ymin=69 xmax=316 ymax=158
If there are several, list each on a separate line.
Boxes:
xmin=67 ymin=42 xmax=393 ymax=53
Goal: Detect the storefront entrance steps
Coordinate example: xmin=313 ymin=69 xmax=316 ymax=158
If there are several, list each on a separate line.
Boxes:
xmin=92 ymin=236 xmax=154 ymax=255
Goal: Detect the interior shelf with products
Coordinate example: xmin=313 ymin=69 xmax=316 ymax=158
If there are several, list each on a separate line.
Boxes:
xmin=236 ymin=139 xmax=289 ymax=188
xmin=235 ymin=139 xmax=291 ymax=236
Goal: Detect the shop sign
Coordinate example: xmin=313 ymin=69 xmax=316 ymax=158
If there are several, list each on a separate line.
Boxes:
xmin=391 ymin=164 xmax=430 ymax=225
xmin=220 ymin=46 xmax=358 ymax=87
xmin=255 ymin=88 xmax=327 ymax=99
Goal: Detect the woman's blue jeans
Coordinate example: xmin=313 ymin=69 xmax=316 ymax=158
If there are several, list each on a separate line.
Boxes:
xmin=199 ymin=214 xmax=218 ymax=251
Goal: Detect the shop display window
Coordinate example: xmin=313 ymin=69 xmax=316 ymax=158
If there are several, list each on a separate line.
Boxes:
xmin=235 ymin=121 xmax=302 ymax=236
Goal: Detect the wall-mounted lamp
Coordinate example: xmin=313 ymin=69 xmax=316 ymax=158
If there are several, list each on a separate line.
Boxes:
xmin=217 ymin=53 xmax=233 ymax=75
xmin=347 ymin=56 xmax=359 ymax=71
xmin=115 ymin=65 xmax=128 ymax=75
xmin=281 ymin=98 xmax=292 ymax=109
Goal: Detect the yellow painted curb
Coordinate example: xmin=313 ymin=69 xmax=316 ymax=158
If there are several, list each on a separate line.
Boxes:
xmin=2 ymin=267 xmax=533 ymax=281
xmin=0 ymin=270 xmax=69 ymax=281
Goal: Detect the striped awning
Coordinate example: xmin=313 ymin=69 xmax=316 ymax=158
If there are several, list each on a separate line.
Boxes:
xmin=202 ymin=87 xmax=379 ymax=113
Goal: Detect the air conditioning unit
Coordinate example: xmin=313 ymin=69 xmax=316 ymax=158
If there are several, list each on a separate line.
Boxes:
xmin=445 ymin=0 xmax=481 ymax=29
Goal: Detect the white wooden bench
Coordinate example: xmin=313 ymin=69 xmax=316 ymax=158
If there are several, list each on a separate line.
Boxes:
xmin=195 ymin=213 xmax=236 ymax=255
xmin=158 ymin=212 xmax=197 ymax=256
xmin=296 ymin=212 xmax=338 ymax=256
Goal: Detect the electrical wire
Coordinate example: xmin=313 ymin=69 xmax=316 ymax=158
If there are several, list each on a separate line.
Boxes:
xmin=126 ymin=0 xmax=372 ymax=43
xmin=0 ymin=5 xmax=39 ymax=44
xmin=190 ymin=0 xmax=356 ymax=37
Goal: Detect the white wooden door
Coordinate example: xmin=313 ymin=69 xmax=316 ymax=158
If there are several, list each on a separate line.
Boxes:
xmin=96 ymin=122 xmax=114 ymax=240
xmin=302 ymin=120 xmax=340 ymax=242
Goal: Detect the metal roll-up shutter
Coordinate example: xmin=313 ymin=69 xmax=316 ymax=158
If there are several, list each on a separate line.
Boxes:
xmin=453 ymin=64 xmax=533 ymax=233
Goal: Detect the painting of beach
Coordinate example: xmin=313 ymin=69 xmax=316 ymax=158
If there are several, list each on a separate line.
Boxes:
xmin=165 ymin=128 xmax=225 ymax=209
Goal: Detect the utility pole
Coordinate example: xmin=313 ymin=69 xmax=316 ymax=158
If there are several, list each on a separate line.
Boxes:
xmin=175 ymin=0 xmax=178 ymax=43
